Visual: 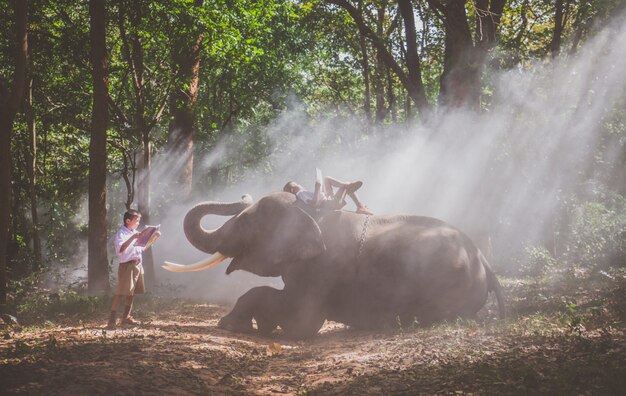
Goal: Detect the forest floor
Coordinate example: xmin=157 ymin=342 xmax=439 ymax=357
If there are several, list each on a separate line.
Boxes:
xmin=1 ymin=268 xmax=625 ymax=395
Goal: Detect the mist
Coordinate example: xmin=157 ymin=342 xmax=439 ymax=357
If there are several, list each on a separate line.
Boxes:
xmin=144 ymin=14 xmax=625 ymax=303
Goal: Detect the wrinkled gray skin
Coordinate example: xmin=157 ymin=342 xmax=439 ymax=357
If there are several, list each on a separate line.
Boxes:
xmin=183 ymin=192 xmax=505 ymax=339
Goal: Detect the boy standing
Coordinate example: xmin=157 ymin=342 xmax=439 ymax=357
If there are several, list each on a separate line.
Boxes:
xmin=106 ymin=209 xmax=160 ymax=329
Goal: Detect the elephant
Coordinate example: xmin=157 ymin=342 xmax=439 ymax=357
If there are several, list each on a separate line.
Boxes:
xmin=163 ymin=192 xmax=505 ymax=339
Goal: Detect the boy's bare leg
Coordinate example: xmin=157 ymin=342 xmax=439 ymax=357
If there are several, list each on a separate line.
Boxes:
xmin=326 ymin=176 xmax=362 ymax=193
xmin=110 ymin=295 xmax=122 ymax=311
xmin=122 ymin=295 xmax=135 ymax=319
xmin=107 ymin=295 xmax=122 ymax=328
xmin=324 ymin=176 xmax=353 ymax=191
xmin=119 ymin=295 xmax=140 ymax=325
xmin=325 ymin=176 xmax=360 ymax=197
xmin=323 ymin=177 xmax=340 ymax=199
xmin=349 ymin=191 xmax=373 ymax=214
xmin=323 ymin=177 xmax=346 ymax=206
xmin=334 ymin=186 xmax=348 ymax=207
xmin=348 ymin=191 xmax=364 ymax=208
xmin=324 ymin=176 xmax=365 ymax=209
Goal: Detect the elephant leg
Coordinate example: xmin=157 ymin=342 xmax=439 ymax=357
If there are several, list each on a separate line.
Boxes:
xmin=277 ymin=310 xmax=325 ymax=339
xmin=276 ymin=291 xmax=326 ymax=339
xmin=250 ymin=287 xmax=282 ymax=336
xmin=218 ymin=286 xmax=278 ymax=334
xmin=238 ymin=287 xmax=326 ymax=337
xmin=218 ymin=286 xmax=325 ymax=338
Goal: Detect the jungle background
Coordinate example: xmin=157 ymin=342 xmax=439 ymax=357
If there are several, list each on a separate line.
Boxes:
xmin=1 ymin=0 xmax=625 ymax=394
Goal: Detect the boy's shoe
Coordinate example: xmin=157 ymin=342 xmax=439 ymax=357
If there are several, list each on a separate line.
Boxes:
xmin=121 ymin=316 xmax=140 ymax=325
xmin=356 ymin=206 xmax=374 ymax=215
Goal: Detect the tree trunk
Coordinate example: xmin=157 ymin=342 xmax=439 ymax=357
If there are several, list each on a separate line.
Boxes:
xmin=0 ymin=0 xmax=27 ymax=307
xmin=405 ymin=91 xmax=412 ymax=124
xmin=138 ymin=134 xmax=155 ymax=285
xmin=374 ymin=5 xmax=386 ymax=123
xmin=167 ymin=1 xmax=204 ymax=198
xmin=326 ymin=0 xmax=432 ymax=118
xmin=125 ymin=0 xmax=155 ymax=286
xmin=167 ymin=34 xmax=202 ymax=197
xmin=358 ymin=26 xmax=371 ymax=122
xmin=396 ymin=0 xmax=429 ymax=116
xmin=24 ymin=77 xmax=42 ymax=269
xmin=437 ymin=0 xmax=480 ymax=110
xmin=433 ymin=0 xmax=505 ymax=110
xmin=387 ymin=69 xmax=396 ymax=122
xmin=548 ymin=0 xmax=565 ymax=58
xmin=88 ymin=0 xmax=110 ymax=295
xmin=0 ymin=114 xmax=13 ymax=306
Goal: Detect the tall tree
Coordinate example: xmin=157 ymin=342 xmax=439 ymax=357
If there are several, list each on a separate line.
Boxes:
xmin=427 ymin=0 xmax=506 ymax=109
xmin=0 ymin=0 xmax=27 ymax=306
xmin=326 ymin=0 xmax=432 ymax=118
xmin=326 ymin=0 xmax=507 ymax=112
xmin=87 ymin=0 xmax=109 ymax=294
xmin=548 ymin=0 xmax=570 ymax=58
xmin=24 ymin=76 xmax=42 ymax=269
xmin=374 ymin=2 xmax=387 ymax=122
xmin=357 ymin=1 xmax=372 ymax=121
xmin=112 ymin=0 xmax=170 ymax=285
xmin=166 ymin=0 xmax=204 ymax=198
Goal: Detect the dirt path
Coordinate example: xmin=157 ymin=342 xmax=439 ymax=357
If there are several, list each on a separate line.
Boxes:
xmin=1 ymin=299 xmax=625 ymax=395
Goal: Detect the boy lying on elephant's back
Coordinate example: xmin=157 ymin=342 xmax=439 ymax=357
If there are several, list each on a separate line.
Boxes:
xmin=283 ymin=173 xmax=373 ymax=215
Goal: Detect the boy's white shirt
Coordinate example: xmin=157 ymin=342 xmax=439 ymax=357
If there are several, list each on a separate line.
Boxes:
xmin=295 ymin=168 xmax=328 ymax=205
xmin=296 ymin=190 xmax=316 ymax=204
xmin=114 ymin=225 xmax=144 ymax=263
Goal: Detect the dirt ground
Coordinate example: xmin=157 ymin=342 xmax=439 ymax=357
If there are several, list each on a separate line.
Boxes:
xmin=1 ymin=277 xmax=625 ymax=395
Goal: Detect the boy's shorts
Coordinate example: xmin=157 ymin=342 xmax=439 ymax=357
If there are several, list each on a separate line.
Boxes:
xmin=116 ymin=260 xmax=145 ymax=296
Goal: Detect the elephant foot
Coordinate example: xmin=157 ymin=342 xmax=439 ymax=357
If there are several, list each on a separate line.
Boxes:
xmin=279 ymin=314 xmax=325 ymax=339
xmin=217 ymin=314 xmax=254 ymax=334
xmin=253 ymin=314 xmax=278 ymax=336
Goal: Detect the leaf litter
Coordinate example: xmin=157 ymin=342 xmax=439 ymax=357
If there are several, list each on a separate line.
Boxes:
xmin=0 ymin=273 xmax=625 ymax=395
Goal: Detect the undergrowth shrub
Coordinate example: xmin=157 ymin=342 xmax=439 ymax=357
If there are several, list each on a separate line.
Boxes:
xmin=15 ymin=288 xmax=108 ymax=324
xmin=521 ymin=189 xmax=626 ymax=276
xmin=521 ymin=246 xmax=556 ymax=277
xmin=564 ymin=199 xmax=626 ymax=269
xmin=6 ymin=270 xmax=107 ymax=325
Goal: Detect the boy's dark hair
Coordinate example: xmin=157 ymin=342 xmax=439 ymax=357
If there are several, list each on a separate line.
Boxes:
xmin=123 ymin=209 xmax=141 ymax=224
xmin=283 ymin=181 xmax=296 ymax=193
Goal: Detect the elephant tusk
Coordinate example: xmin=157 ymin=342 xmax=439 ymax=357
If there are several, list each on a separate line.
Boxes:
xmin=162 ymin=252 xmax=229 ymax=272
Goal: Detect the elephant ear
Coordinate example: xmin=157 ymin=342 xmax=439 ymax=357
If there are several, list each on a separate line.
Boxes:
xmin=226 ymin=199 xmax=325 ymax=277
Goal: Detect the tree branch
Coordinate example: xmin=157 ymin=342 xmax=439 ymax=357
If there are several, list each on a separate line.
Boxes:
xmin=326 ymin=0 xmax=432 ymax=115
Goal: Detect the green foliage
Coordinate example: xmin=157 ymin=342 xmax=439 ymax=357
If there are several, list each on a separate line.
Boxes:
xmin=7 ymin=333 xmax=61 ymax=359
xmin=520 ymin=186 xmax=626 ymax=276
xmin=497 ymin=0 xmax=623 ymax=67
xmin=11 ymin=282 xmax=107 ymax=324
xmin=521 ymin=246 xmax=557 ymax=277
xmin=3 ymin=0 xmax=625 ymax=296
xmin=560 ymin=301 xmax=586 ymax=335
xmin=562 ymin=192 xmax=626 ymax=269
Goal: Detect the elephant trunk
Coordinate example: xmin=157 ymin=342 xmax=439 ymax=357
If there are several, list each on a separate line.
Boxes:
xmin=183 ymin=194 xmax=253 ymax=254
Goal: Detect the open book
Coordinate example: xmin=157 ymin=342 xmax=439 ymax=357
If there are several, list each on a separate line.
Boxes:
xmin=136 ymin=225 xmax=160 ymax=248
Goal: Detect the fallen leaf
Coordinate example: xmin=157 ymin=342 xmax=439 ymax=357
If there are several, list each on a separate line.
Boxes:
xmin=267 ymin=342 xmax=282 ymax=356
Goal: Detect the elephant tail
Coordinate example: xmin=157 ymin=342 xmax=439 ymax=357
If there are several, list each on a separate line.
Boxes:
xmin=480 ymin=251 xmax=506 ymax=319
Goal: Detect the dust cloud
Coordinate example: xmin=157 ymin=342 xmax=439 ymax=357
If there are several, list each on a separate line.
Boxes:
xmin=142 ymin=14 xmax=625 ymax=303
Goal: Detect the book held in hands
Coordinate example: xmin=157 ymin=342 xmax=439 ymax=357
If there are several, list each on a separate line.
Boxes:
xmin=136 ymin=225 xmax=160 ymax=248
